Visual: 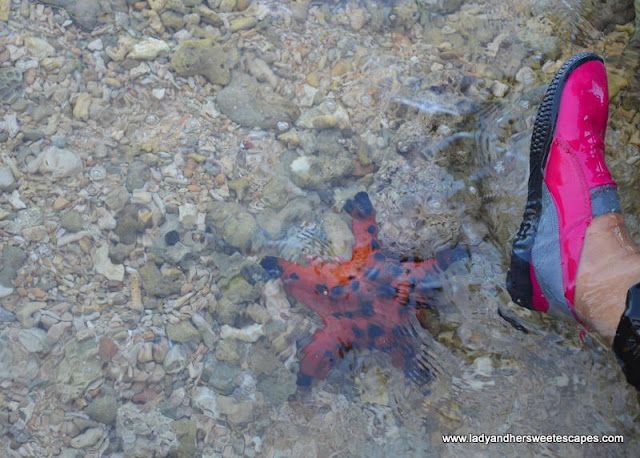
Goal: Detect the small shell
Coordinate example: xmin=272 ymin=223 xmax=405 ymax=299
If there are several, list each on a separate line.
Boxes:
xmin=89 ymin=165 xmax=106 ymax=181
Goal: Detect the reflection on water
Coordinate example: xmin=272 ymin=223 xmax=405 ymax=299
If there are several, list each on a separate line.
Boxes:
xmin=1 ymin=0 xmax=640 ymax=456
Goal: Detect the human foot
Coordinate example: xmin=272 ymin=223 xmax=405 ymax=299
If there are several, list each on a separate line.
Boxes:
xmin=574 ymin=213 xmax=640 ymax=343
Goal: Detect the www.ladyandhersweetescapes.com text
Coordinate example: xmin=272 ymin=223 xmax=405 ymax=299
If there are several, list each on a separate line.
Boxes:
xmin=442 ymin=433 xmax=624 ymax=444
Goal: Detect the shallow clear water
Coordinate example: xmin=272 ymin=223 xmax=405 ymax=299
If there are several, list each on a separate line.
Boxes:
xmin=1 ymin=0 xmax=640 ymax=456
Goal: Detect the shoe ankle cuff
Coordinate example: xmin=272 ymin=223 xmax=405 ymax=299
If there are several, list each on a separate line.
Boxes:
xmin=591 ymin=184 xmax=621 ymax=217
xmin=613 ymin=282 xmax=640 ymax=390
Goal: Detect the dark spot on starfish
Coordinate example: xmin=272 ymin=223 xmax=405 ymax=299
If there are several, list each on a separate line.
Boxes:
xmin=351 ymin=281 xmax=360 ymax=291
xmin=345 ymin=311 xmax=353 ymax=318
xmin=366 ymin=267 xmax=380 ymax=280
xmin=371 ymin=240 xmax=380 ymax=251
xmin=360 ymin=301 xmax=374 ymax=317
xmin=290 ymin=272 xmax=300 ymax=280
xmin=332 ymin=312 xmax=342 ymax=318
xmin=260 ymin=256 xmax=284 ymax=279
xmin=352 ymin=324 xmax=363 ymax=338
xmin=368 ymin=324 xmax=385 ymax=339
xmin=373 ymin=251 xmax=384 ymax=261
xmin=378 ymin=283 xmax=396 ymax=298
xmin=315 ymin=284 xmax=328 ymax=295
xmin=331 ymin=286 xmax=344 ymax=295
xmin=348 ymin=275 xmax=356 ymax=280
xmin=367 ymin=224 xmax=376 ymax=234
xmin=324 ymin=350 xmax=334 ymax=361
xmin=343 ymin=192 xmax=373 ymax=219
xmin=391 ymin=263 xmax=404 ymax=277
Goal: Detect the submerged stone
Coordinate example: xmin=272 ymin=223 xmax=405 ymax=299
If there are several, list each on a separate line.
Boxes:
xmin=216 ymin=72 xmax=300 ymax=129
xmin=171 ymin=40 xmax=231 ymax=85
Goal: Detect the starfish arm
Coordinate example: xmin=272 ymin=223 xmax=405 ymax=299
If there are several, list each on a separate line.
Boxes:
xmin=343 ymin=192 xmax=380 ymax=267
xmin=298 ymin=318 xmax=359 ymax=381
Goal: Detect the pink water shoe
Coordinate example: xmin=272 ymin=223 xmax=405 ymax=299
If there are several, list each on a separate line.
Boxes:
xmin=507 ymin=53 xmax=621 ymax=320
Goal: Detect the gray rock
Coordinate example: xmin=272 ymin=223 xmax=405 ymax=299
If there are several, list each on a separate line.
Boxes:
xmin=217 ymin=395 xmax=254 ymax=426
xmin=86 ymin=395 xmax=118 ymax=425
xmin=0 ymin=306 xmax=16 ymax=322
xmin=217 ymin=72 xmax=300 ymax=129
xmin=163 ymin=343 xmax=188 ymax=374
xmin=22 ymin=128 xmax=44 ymax=141
xmin=70 ymin=427 xmax=104 ymax=449
xmin=166 ymin=320 xmax=201 ymax=343
xmin=215 ymin=339 xmax=241 ymax=363
xmin=139 ymin=262 xmax=182 ymax=298
xmin=0 ymin=167 xmax=16 ymax=192
xmin=202 ymin=357 xmax=241 ymax=395
xmin=94 ymin=244 xmax=125 ymax=282
xmin=171 ymin=39 xmax=231 ymax=85
xmin=206 ymin=200 xmax=257 ymax=252
xmin=18 ymin=328 xmax=49 ymax=353
xmin=56 ymin=339 xmax=102 ymax=402
xmin=417 ymin=0 xmax=463 ymax=15
xmin=172 ymin=419 xmax=197 ymax=458
xmin=257 ymin=366 xmax=297 ymax=405
xmin=51 ymin=134 xmax=68 ymax=148
xmin=27 ymin=146 xmax=83 ymax=179
xmin=60 ymin=210 xmax=85 ymax=232
xmin=104 ymin=186 xmax=130 ymax=212
xmin=288 ymin=154 xmax=354 ymax=190
xmin=0 ymin=66 xmax=22 ymax=105
xmin=125 ymin=161 xmax=150 ymax=191
xmin=115 ymin=205 xmax=144 ymax=245
xmin=116 ymin=403 xmax=180 ymax=457
xmin=0 ymin=246 xmax=26 ymax=288
xmin=109 ymin=243 xmax=135 ymax=264
xmin=191 ymin=386 xmax=218 ymax=418
xmin=43 ymin=0 xmax=102 ymax=30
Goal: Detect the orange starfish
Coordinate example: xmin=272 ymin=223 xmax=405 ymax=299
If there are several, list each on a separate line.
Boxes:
xmin=261 ymin=192 xmax=468 ymax=385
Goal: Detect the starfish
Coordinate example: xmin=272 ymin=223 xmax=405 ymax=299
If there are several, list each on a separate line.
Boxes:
xmin=261 ymin=192 xmax=468 ymax=385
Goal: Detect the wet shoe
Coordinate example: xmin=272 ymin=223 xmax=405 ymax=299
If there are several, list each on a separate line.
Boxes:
xmin=507 ymin=52 xmax=621 ymax=320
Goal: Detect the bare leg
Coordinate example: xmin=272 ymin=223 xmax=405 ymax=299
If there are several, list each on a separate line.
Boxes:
xmin=575 ymin=213 xmax=640 ymax=344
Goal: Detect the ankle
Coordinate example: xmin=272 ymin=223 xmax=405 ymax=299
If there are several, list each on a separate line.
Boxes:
xmin=575 ymin=213 xmax=640 ymax=344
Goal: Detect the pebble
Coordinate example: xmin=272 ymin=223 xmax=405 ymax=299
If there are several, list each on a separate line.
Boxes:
xmin=18 ymin=328 xmax=48 ymax=353
xmin=70 ymin=427 xmax=103 ymax=449
xmin=491 ymin=80 xmax=509 ymax=97
xmin=86 ymin=395 xmax=118 ymax=425
xmin=87 ymin=38 xmax=103 ymax=51
xmin=220 ymin=323 xmax=265 ymax=343
xmin=171 ymin=40 xmax=231 ymax=85
xmin=296 ymin=100 xmax=351 ymax=130
xmin=94 ymin=245 xmax=125 ymax=282
xmin=60 ymin=210 xmax=85 ymax=232
xmin=0 ymin=167 xmax=16 ymax=192
xmin=192 ymin=387 xmax=218 ymax=419
xmin=515 ymin=66 xmax=536 ymax=86
xmin=27 ymin=146 xmax=83 ymax=178
xmin=127 ymin=38 xmax=170 ymax=60
xmin=163 ymin=343 xmax=188 ymax=374
xmin=216 ymin=72 xmax=300 ymax=129
xmin=24 ymin=36 xmax=55 ymax=58
xmin=73 ymin=93 xmax=91 ymax=121
xmin=166 ymin=320 xmax=201 ymax=343
xmin=217 ymin=395 xmax=254 ymax=425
